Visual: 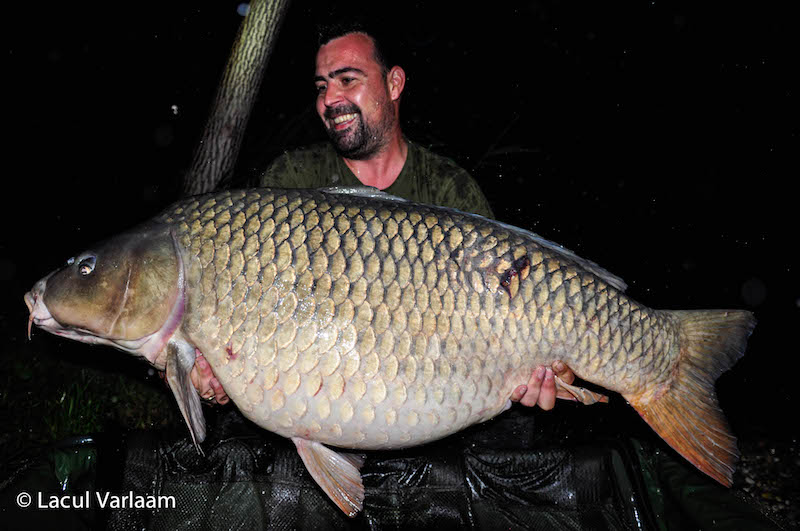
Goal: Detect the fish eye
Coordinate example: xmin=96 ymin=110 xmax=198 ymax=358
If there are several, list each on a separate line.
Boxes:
xmin=77 ymin=255 xmax=96 ymax=276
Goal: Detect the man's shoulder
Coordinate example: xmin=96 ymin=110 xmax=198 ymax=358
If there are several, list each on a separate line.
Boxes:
xmin=406 ymin=141 xmax=479 ymax=192
xmin=274 ymin=142 xmax=338 ymax=165
xmin=408 ymin=141 xmax=470 ymax=177
xmin=401 ymin=140 xmax=495 ymax=218
xmin=260 ymin=142 xmax=340 ymax=188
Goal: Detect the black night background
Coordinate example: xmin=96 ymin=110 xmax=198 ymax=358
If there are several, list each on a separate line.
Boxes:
xmin=2 ymin=1 xmax=797 ymax=528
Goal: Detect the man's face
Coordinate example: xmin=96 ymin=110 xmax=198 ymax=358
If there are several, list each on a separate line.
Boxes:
xmin=314 ymin=33 xmax=396 ymax=160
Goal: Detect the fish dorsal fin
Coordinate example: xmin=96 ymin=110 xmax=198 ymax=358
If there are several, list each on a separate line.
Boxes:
xmin=494 ymin=219 xmax=628 ymax=292
xmin=319 ymin=186 xmax=408 ymax=202
xmin=292 ymin=437 xmax=365 ymax=517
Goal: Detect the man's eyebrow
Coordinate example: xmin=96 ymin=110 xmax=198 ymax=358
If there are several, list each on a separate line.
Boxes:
xmin=313 ymin=67 xmax=366 ymax=83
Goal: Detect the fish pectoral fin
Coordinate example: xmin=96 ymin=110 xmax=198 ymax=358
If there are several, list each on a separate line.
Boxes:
xmin=555 ymin=376 xmax=609 ymax=405
xmin=165 ymin=341 xmax=206 ymax=455
xmin=292 ymin=437 xmax=365 ymax=518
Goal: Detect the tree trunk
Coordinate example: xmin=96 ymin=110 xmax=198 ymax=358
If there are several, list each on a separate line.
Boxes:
xmin=181 ymin=0 xmax=291 ymax=197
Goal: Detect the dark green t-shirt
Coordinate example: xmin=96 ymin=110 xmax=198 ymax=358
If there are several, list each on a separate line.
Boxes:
xmin=258 ymin=141 xmax=494 ymax=218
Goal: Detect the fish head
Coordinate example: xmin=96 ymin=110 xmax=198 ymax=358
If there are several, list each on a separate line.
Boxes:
xmin=24 ymin=224 xmax=185 ymax=366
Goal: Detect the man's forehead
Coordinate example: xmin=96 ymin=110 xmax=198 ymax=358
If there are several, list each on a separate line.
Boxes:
xmin=315 ymin=32 xmax=379 ymax=77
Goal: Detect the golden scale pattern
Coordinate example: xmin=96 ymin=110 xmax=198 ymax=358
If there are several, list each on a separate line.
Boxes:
xmin=160 ymin=189 xmax=677 ymax=449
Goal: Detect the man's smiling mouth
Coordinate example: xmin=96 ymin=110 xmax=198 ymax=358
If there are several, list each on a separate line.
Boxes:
xmin=333 ymin=113 xmax=357 ymax=125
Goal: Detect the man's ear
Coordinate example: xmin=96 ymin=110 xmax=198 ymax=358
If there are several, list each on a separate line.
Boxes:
xmin=387 ymin=66 xmax=406 ymax=101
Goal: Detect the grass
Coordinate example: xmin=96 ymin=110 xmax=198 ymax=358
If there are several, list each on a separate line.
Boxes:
xmin=43 ymin=371 xmax=105 ymax=442
xmin=0 ymin=330 xmax=179 ymax=469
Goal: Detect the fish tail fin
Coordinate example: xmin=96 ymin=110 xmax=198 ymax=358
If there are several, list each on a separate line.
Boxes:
xmin=624 ymin=309 xmax=756 ymax=486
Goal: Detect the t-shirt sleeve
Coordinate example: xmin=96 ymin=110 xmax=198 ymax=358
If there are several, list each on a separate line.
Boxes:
xmin=258 ymin=152 xmax=300 ymax=188
xmin=258 ymin=150 xmax=330 ymax=189
xmin=434 ymin=169 xmax=495 ymax=219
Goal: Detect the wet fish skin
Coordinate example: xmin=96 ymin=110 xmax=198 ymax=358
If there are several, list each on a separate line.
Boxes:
xmin=25 ymin=187 xmax=755 ymax=516
xmin=169 ymin=189 xmax=659 ymax=446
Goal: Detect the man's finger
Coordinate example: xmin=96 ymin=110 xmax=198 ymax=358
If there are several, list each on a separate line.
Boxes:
xmin=510 ymin=385 xmax=527 ymax=402
xmin=552 ymin=360 xmax=575 ymax=385
xmin=519 ymin=366 xmax=545 ymax=407
xmin=536 ymin=368 xmax=557 ymax=411
xmin=211 ymin=378 xmax=230 ymax=405
xmin=188 ymin=353 xmax=218 ymax=402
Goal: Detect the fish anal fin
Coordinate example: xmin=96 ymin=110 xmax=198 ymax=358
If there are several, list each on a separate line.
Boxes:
xmin=292 ymin=437 xmax=365 ymax=517
xmin=555 ymin=376 xmax=609 ymax=404
xmin=625 ymin=309 xmax=756 ymax=487
xmin=165 ymin=341 xmax=206 ymax=455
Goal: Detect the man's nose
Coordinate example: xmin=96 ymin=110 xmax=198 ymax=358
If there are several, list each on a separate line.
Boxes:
xmin=323 ymin=84 xmax=343 ymax=107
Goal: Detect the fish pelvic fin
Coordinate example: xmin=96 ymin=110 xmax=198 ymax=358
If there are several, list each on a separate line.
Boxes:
xmin=292 ymin=437 xmax=365 ymax=517
xmin=624 ymin=309 xmax=756 ymax=487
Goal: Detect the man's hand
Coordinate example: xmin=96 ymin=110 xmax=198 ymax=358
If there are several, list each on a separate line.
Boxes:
xmin=189 ymin=352 xmax=230 ymax=405
xmin=510 ymin=361 xmax=576 ymax=410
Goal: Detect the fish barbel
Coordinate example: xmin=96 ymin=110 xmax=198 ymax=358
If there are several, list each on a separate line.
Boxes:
xmin=24 ymin=187 xmax=755 ymax=516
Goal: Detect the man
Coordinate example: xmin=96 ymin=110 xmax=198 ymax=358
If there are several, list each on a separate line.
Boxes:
xmin=257 ymin=27 xmax=494 ymax=218
xmin=191 ymin=25 xmax=576 ymax=411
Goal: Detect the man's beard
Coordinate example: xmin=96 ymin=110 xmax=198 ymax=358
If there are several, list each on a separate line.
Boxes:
xmin=324 ymin=103 xmax=394 ymax=160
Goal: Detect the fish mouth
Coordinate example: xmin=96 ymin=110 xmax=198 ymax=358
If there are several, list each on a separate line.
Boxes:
xmin=24 ymin=284 xmax=183 ymax=369
xmin=24 ymin=278 xmax=57 ymax=340
xmin=24 ymin=284 xmax=96 ymax=342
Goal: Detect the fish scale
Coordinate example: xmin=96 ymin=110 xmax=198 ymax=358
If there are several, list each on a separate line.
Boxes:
xmin=161 ymin=189 xmax=667 ymax=448
xmin=25 ymin=187 xmax=755 ymax=516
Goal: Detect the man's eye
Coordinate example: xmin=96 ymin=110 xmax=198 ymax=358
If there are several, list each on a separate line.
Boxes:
xmin=315 ymin=84 xmax=326 ymax=93
xmin=341 ymin=77 xmax=354 ymax=85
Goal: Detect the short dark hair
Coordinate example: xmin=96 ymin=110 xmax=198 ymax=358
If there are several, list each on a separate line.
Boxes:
xmin=316 ymin=20 xmax=395 ymax=76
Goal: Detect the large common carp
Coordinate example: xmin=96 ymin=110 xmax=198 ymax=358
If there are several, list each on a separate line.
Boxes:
xmin=25 ymin=187 xmax=755 ymax=516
